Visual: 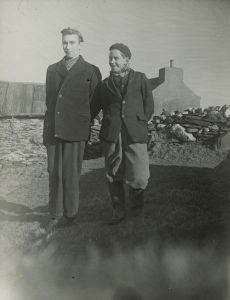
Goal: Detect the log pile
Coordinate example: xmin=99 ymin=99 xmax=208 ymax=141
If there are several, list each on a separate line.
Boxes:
xmin=89 ymin=105 xmax=230 ymax=146
xmin=147 ymin=105 xmax=230 ymax=144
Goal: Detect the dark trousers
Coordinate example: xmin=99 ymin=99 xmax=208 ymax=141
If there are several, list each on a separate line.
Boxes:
xmin=46 ymin=140 xmax=85 ymax=218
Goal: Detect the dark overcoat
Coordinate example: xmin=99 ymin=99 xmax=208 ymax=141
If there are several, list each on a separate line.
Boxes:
xmin=90 ymin=69 xmax=154 ymax=143
xmin=43 ymin=56 xmax=101 ymax=144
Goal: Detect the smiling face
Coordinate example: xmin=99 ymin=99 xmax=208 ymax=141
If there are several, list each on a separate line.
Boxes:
xmin=62 ymin=34 xmax=81 ymax=59
xmin=109 ymin=49 xmax=129 ymax=73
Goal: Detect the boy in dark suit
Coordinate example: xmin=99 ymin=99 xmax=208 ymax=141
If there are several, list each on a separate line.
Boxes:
xmin=43 ymin=28 xmax=101 ymax=228
xmin=91 ymin=43 xmax=154 ymax=224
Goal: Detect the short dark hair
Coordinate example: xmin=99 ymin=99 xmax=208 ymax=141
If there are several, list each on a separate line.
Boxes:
xmin=61 ymin=27 xmax=84 ymax=43
xmin=109 ymin=43 xmax=132 ymax=59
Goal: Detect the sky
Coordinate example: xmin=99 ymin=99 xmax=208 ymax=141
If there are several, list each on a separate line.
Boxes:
xmin=0 ymin=0 xmax=230 ymax=107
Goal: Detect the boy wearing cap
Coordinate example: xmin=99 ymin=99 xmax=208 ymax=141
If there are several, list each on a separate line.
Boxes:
xmin=43 ymin=28 xmax=101 ymax=228
xmin=91 ymin=43 xmax=154 ymax=224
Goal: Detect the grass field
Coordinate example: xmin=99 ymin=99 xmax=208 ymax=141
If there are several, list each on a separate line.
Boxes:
xmin=0 ymin=119 xmax=229 ymax=300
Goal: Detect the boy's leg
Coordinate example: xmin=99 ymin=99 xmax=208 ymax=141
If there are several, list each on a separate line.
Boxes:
xmin=103 ymin=135 xmax=126 ymax=224
xmin=124 ymin=142 xmax=149 ymax=211
xmin=46 ymin=142 xmax=64 ymax=218
xmin=62 ymin=141 xmax=85 ymax=219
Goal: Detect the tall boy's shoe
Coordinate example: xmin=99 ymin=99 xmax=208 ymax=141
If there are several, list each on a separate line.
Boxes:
xmin=65 ymin=214 xmax=77 ymax=225
xmin=46 ymin=217 xmax=62 ymax=232
xmin=108 ymin=181 xmax=126 ymax=225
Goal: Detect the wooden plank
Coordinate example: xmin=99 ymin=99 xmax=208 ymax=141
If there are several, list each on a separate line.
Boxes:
xmin=0 ymin=82 xmax=9 ymax=114
xmin=32 ymin=85 xmax=46 ymax=113
xmin=19 ymin=84 xmax=34 ymax=113
xmin=32 ymin=101 xmax=45 ymax=114
xmin=0 ymin=82 xmax=46 ymax=115
xmin=13 ymin=83 xmax=24 ymax=114
xmin=33 ymin=84 xmax=45 ymax=101
xmin=3 ymin=83 xmax=15 ymax=114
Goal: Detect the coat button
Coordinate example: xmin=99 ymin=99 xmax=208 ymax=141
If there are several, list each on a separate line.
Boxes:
xmin=57 ymin=111 xmax=60 ymax=115
xmin=122 ymin=100 xmax=126 ymax=104
xmin=121 ymin=114 xmax=125 ymax=119
xmin=59 ymin=94 xmax=62 ymax=98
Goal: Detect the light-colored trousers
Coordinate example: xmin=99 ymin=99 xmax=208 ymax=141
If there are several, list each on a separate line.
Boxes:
xmin=103 ymin=133 xmax=150 ymax=190
xmin=46 ymin=140 xmax=85 ymax=218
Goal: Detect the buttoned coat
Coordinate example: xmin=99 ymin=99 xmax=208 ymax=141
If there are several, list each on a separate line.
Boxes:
xmin=90 ymin=69 xmax=154 ymax=143
xmin=43 ymin=56 xmax=101 ymax=145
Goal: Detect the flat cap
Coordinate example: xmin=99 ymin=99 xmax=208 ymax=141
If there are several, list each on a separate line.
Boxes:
xmin=109 ymin=43 xmax=132 ymax=59
xmin=61 ymin=27 xmax=84 ymax=42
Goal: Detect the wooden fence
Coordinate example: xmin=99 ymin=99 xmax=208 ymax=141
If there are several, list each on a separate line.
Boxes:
xmin=0 ymin=81 xmax=46 ymax=117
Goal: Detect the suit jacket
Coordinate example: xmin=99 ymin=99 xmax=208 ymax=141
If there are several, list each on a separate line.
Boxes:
xmin=90 ymin=69 xmax=154 ymax=143
xmin=43 ymin=56 xmax=101 ymax=145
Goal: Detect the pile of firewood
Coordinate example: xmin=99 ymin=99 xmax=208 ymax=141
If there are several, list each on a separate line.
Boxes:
xmin=88 ymin=105 xmax=230 ymax=145
xmin=148 ymin=105 xmax=230 ymax=143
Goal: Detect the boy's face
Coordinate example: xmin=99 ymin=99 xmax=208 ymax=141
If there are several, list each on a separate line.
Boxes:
xmin=109 ymin=49 xmax=129 ymax=73
xmin=62 ymin=34 xmax=80 ymax=59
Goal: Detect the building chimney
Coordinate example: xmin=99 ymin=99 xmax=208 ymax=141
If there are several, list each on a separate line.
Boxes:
xmin=170 ymin=59 xmax=174 ymax=68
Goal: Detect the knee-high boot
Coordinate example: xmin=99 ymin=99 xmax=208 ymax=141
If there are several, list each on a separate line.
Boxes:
xmin=108 ymin=181 xmax=126 ymax=224
xmin=129 ymin=187 xmax=145 ymax=211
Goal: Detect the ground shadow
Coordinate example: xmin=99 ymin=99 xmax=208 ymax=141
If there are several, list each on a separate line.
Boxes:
xmin=40 ymin=159 xmax=229 ymax=260
xmin=146 ymin=164 xmax=228 ymax=247
xmin=34 ymin=161 xmax=229 ymax=300
xmin=0 ymin=199 xmax=33 ymax=214
xmin=0 ymin=200 xmax=49 ymax=225
xmin=0 ymin=163 xmax=50 ymax=227
xmin=2 ymin=159 xmax=229 ymax=300
xmin=1 ymin=158 xmax=228 ymax=257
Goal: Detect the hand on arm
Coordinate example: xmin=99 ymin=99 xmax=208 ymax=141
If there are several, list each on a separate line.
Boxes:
xmin=89 ymin=66 xmax=102 ymax=102
xmin=90 ymin=82 xmax=103 ymax=122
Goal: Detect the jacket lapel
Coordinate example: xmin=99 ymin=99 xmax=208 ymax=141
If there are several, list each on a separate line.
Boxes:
xmin=55 ymin=56 xmax=86 ymax=82
xmin=104 ymin=77 xmax=118 ymax=99
xmin=55 ymin=59 xmax=68 ymax=77
xmin=124 ymin=69 xmax=135 ymax=98
xmin=64 ymin=56 xmax=86 ymax=82
xmin=55 ymin=56 xmax=87 ymax=95
xmin=104 ymin=69 xmax=135 ymax=100
xmin=107 ymin=76 xmax=123 ymax=99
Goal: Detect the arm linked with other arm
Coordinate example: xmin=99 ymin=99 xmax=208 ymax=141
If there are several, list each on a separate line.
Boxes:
xmin=141 ymin=73 xmax=154 ymax=121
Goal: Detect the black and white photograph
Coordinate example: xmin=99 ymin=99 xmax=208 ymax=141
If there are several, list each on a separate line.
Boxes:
xmin=0 ymin=0 xmax=230 ymax=299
